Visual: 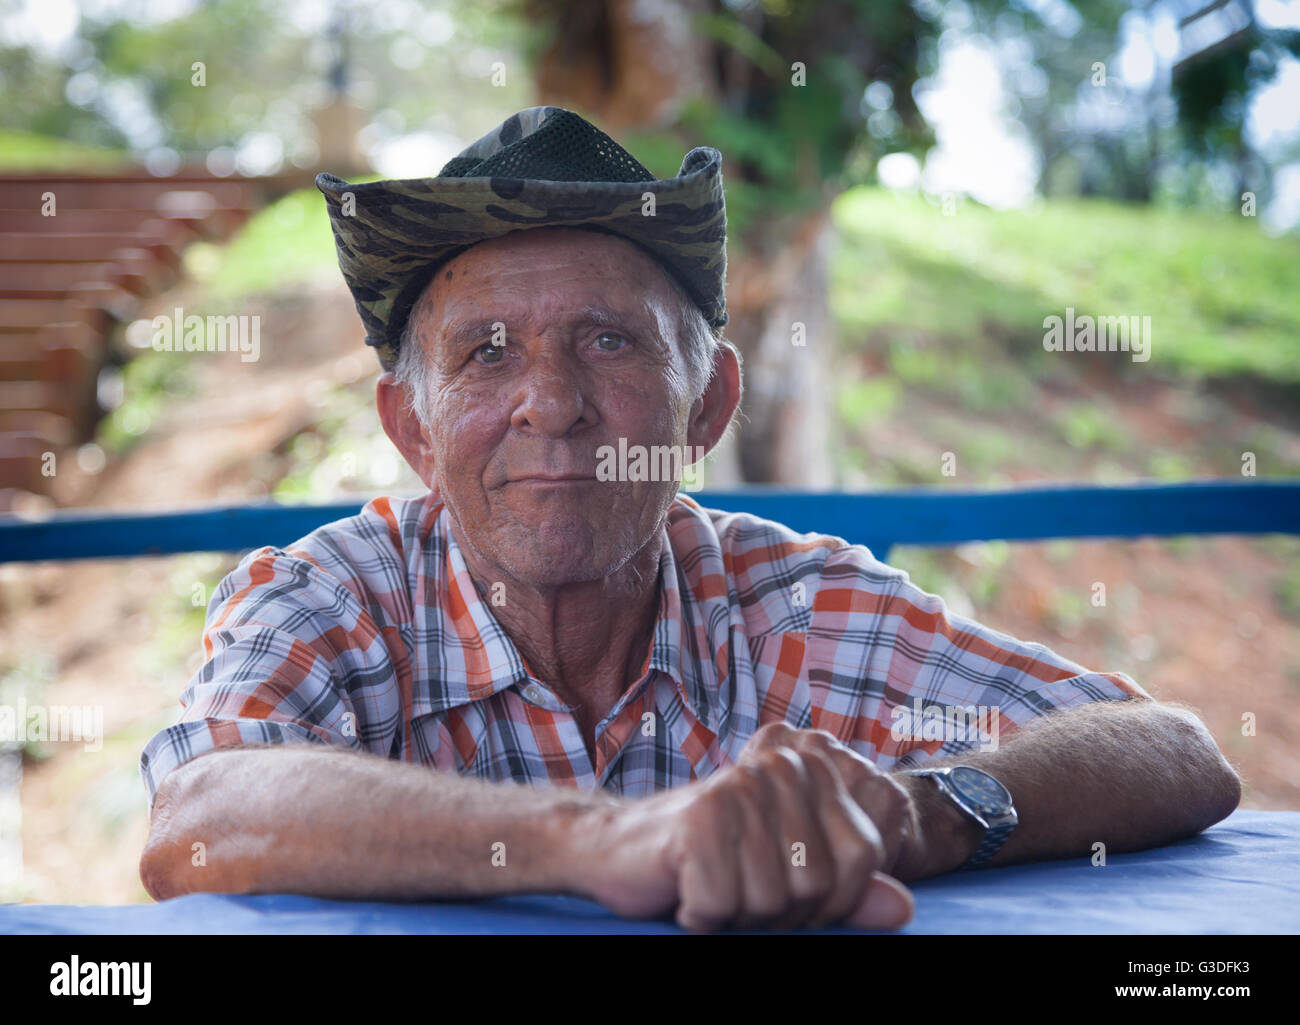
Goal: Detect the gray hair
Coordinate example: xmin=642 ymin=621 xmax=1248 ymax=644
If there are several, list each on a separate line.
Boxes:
xmin=394 ymin=270 xmax=734 ymax=430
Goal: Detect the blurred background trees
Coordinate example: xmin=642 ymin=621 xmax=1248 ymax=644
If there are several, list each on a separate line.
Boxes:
xmin=3 ymin=0 xmax=1295 ymax=481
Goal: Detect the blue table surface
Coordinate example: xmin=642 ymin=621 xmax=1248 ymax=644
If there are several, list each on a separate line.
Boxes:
xmin=4 ymin=810 xmax=1297 ymax=934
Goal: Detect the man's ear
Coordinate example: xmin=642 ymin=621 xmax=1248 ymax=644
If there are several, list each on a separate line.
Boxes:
xmin=686 ymin=341 xmax=742 ymax=457
xmin=377 ymin=371 xmax=438 ymax=491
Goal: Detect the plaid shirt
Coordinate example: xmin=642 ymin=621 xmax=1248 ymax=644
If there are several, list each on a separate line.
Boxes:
xmin=140 ymin=492 xmax=1149 ymax=812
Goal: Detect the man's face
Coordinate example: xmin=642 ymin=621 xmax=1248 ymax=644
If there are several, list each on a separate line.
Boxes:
xmin=392 ymin=227 xmax=706 ymax=588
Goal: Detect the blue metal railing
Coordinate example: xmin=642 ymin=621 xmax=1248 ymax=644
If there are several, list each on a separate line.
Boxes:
xmin=0 ymin=480 xmax=1297 ymax=564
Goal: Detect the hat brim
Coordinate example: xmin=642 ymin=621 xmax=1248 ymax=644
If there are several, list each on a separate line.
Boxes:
xmin=316 ymin=146 xmax=727 ymax=369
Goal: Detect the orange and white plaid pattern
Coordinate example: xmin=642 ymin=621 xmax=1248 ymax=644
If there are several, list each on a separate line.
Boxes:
xmin=140 ymin=492 xmax=1148 ymax=811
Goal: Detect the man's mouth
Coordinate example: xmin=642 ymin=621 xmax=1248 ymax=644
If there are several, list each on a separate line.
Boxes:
xmin=508 ymin=474 xmax=598 ymax=485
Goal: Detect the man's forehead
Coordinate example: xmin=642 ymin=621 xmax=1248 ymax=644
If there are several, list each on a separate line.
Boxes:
xmin=427 ymin=244 xmax=672 ymax=327
xmin=432 ymin=297 xmax=664 ymax=344
xmin=405 ymin=226 xmax=686 ymax=345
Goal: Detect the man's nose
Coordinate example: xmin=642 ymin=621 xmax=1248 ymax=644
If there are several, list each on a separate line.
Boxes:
xmin=509 ymin=345 xmax=591 ymax=436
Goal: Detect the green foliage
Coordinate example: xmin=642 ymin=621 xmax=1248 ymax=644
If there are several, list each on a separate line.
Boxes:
xmin=185 ymin=186 xmax=349 ymax=300
xmin=957 ymin=540 xmax=1010 ymax=606
xmin=0 ymin=129 xmax=128 ymax=170
xmin=1045 ymin=586 xmax=1089 ymax=636
xmin=2 ymin=0 xmax=529 ymax=161
xmin=271 ymin=380 xmax=422 ymax=504
xmin=1172 ymin=25 xmax=1300 ymax=158
xmin=52 ymin=0 xmax=308 ymax=152
xmin=98 ymin=349 xmax=196 ymax=455
xmin=829 ymin=184 xmax=1300 ymax=488
xmin=1147 ymin=450 xmax=1197 ymax=481
xmin=882 ymin=546 xmax=960 ymax=606
xmin=1274 ymin=559 xmax=1300 ymax=621
xmin=623 ymin=1 xmax=939 ymax=240
xmin=141 ymin=555 xmax=239 ymax=678
xmin=0 ymin=653 xmax=57 ymax=761
xmin=832 ymin=187 xmax=1300 ymax=384
xmin=1055 ymin=403 xmax=1128 ymax=453
xmin=837 ymin=376 xmax=900 ymax=429
xmin=690 ymin=12 xmax=785 ymax=77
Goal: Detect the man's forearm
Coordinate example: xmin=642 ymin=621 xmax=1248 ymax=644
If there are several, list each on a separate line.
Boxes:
xmin=890 ymin=699 xmax=1242 ymax=881
xmin=140 ymin=744 xmax=619 ymax=901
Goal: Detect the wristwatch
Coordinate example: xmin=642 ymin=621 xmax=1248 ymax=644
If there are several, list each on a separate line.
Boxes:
xmin=904 ymin=765 xmax=1018 ymax=870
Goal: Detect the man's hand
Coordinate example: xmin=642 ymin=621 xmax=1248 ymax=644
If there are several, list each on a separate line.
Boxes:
xmin=573 ymin=723 xmax=917 ymax=932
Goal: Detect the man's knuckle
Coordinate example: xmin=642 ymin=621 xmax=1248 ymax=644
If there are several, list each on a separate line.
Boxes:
xmin=843 ymin=826 xmax=881 ymax=873
xmin=688 ymin=788 xmax=736 ymax=836
xmin=802 ymin=748 xmax=841 ymax=786
xmin=839 ymin=794 xmax=886 ymax=851
xmin=731 ymin=762 xmax=773 ymax=803
xmin=760 ymin=748 xmax=804 ymax=788
xmin=790 ymin=728 xmax=842 ymax=754
xmin=755 ymin=721 xmax=796 ymax=743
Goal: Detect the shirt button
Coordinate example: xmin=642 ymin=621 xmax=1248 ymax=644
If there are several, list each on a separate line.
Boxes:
xmin=523 ymin=684 xmax=545 ymax=705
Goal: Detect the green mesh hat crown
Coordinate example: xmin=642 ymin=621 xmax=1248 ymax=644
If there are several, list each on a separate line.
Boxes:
xmin=316 ymin=106 xmax=728 ymax=369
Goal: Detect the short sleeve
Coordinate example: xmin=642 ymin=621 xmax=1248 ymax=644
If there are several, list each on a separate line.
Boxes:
xmin=139 ymin=544 xmax=409 ymax=816
xmin=805 ymin=544 xmax=1152 ymax=771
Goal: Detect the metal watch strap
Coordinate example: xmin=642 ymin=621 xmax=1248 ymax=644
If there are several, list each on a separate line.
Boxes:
xmin=961 ymin=819 xmax=1015 ymax=870
xmin=909 ymin=767 xmax=1016 ymax=871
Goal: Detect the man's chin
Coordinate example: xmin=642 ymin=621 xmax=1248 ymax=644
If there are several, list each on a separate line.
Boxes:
xmin=477 ymin=521 xmax=605 ymax=580
xmin=468 ymin=494 xmax=661 ymax=585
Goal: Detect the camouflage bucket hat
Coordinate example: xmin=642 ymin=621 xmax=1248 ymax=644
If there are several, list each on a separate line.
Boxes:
xmin=315 ymin=106 xmax=728 ymax=370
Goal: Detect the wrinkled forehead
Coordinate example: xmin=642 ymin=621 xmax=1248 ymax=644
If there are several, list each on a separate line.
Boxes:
xmin=412 ymin=226 xmax=683 ymax=341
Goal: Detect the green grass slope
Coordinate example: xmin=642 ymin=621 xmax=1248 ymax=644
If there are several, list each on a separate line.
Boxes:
xmin=832 ymin=187 xmax=1300 ymax=384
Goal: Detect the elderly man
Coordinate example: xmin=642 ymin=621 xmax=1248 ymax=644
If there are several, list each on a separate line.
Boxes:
xmin=139 ymin=107 xmax=1240 ymax=932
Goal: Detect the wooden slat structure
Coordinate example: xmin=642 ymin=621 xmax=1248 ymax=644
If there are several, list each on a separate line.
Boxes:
xmin=0 ymin=167 xmax=309 ymax=509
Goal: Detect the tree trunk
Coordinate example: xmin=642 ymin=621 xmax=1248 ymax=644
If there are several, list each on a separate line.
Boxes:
xmin=529 ymin=0 xmax=836 ymax=486
xmin=723 ymin=209 xmax=834 ymax=485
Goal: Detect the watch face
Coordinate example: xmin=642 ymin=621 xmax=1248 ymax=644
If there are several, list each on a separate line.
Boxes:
xmin=949 ymin=766 xmax=1012 ymax=815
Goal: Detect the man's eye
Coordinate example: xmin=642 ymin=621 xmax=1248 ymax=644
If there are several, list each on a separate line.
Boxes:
xmin=594 ymin=332 xmax=629 ymax=352
xmin=475 ymin=343 xmax=506 ymax=364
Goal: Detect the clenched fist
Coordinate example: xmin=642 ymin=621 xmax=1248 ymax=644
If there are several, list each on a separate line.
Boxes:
xmin=575 ymin=722 xmax=921 ymax=931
